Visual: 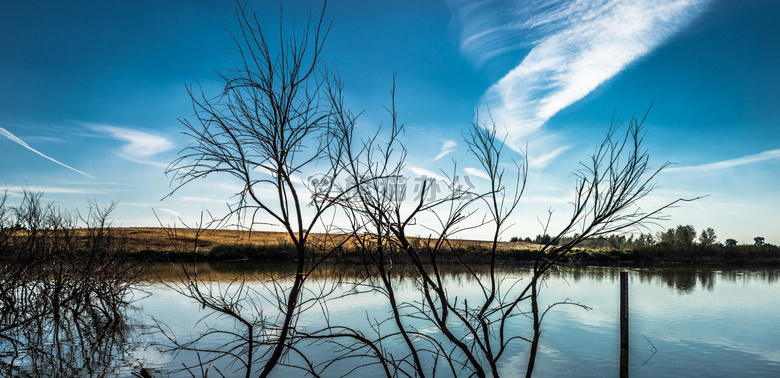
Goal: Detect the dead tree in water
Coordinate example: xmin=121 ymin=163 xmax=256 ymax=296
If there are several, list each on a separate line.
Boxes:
xmin=165 ymin=3 xmax=361 ymax=376
xmin=331 ymin=110 xmax=689 ymax=377
xmin=164 ymin=1 xmax=692 ymax=375
xmin=0 ymin=190 xmax=143 ymax=376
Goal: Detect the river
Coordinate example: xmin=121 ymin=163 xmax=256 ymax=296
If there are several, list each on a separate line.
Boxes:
xmin=13 ymin=264 xmax=780 ymax=377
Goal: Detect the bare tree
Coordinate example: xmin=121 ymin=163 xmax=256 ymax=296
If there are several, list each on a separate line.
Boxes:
xmin=327 ymin=109 xmax=691 ymax=377
xmin=0 ymin=190 xmax=143 ymax=376
xmin=164 ymin=3 xmax=362 ymax=376
xmin=163 ymin=2 xmax=693 ymax=376
xmin=514 ymin=113 xmax=696 ymax=376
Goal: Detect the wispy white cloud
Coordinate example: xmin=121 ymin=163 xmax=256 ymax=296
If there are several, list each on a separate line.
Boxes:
xmin=448 ymin=0 xmax=709 ymax=161
xmin=156 ymin=208 xmax=181 ymax=218
xmin=463 ymin=167 xmax=491 ymax=181
xmin=5 ymin=185 xmax=111 ymax=195
xmin=24 ymin=135 xmax=65 ymax=144
xmin=515 ymin=193 xmax=572 ymax=205
xmin=529 ymin=146 xmax=570 ymax=169
xmin=433 ymin=140 xmax=457 ymax=161
xmin=180 ymin=196 xmax=231 ymax=204
xmin=406 ymin=166 xmax=448 ymax=183
xmin=0 ymin=126 xmax=94 ymax=178
xmin=87 ymin=123 xmax=174 ymax=166
xmin=666 ymin=149 xmax=780 ymax=172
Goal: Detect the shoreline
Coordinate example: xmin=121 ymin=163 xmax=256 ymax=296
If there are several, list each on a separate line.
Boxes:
xmin=6 ymin=227 xmax=779 ymax=266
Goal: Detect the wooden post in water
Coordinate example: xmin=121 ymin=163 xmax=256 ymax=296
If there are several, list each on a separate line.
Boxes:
xmin=620 ymin=271 xmax=629 ymax=378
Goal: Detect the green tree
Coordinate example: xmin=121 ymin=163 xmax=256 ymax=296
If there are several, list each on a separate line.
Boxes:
xmin=659 ymin=228 xmax=675 ymax=246
xmin=607 ymin=234 xmax=628 ymax=250
xmin=674 ymin=225 xmax=696 ymax=248
xmin=699 ymin=227 xmax=717 ymax=247
xmin=634 ymin=233 xmax=655 ymax=247
xmin=754 ymin=236 xmax=765 ymax=246
xmin=534 ymin=233 xmax=552 ymax=245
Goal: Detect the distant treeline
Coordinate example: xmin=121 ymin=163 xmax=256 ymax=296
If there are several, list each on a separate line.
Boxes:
xmin=513 ymin=224 xmax=773 ymax=250
xmin=510 ymin=225 xmax=779 ymax=264
xmin=133 ymin=234 xmax=780 ymax=266
xmin=3 ymin=193 xmax=776 ymax=265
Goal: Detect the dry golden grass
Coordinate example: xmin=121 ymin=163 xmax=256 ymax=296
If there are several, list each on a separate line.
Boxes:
xmin=114 ymin=227 xmax=337 ymax=252
xmin=107 ymin=227 xmax=540 ymax=252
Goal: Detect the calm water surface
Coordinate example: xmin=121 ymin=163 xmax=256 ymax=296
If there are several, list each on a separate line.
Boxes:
xmin=119 ymin=265 xmax=780 ymax=377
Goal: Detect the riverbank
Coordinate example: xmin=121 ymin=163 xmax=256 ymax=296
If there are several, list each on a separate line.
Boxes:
xmin=4 ymin=227 xmax=776 ymax=265
xmin=103 ymin=228 xmax=779 ymax=266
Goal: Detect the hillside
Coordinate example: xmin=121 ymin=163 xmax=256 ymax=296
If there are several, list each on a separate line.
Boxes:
xmin=110 ymin=227 xmax=539 ymax=253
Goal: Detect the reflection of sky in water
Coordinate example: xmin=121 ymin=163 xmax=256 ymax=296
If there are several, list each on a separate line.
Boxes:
xmin=523 ymin=267 xmax=780 ymax=377
xmin=130 ymin=266 xmax=780 ymax=376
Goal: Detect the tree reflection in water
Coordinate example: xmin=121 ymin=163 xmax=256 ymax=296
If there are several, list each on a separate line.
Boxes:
xmin=0 ymin=191 xmax=148 ymax=376
xmin=140 ymin=262 xmax=780 ymax=376
xmin=533 ymin=264 xmax=779 ymax=294
xmin=2 ymin=306 xmax=138 ymax=377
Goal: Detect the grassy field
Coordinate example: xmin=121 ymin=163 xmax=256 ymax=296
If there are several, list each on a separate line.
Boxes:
xmin=112 ymin=227 xmax=540 ymax=253
xmin=117 ymin=227 xmax=301 ymax=252
xmin=59 ymin=228 xmax=779 ymax=265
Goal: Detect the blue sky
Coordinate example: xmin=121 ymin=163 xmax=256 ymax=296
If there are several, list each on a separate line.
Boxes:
xmin=1 ymin=0 xmax=778 ymax=244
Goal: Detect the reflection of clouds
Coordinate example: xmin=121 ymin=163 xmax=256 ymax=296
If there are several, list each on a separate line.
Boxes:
xmin=643 ymin=334 xmax=780 ymax=375
xmin=135 ymin=266 xmax=780 ymax=374
xmin=119 ymin=345 xmax=173 ymax=376
xmin=308 ymin=289 xmax=389 ymax=317
xmin=497 ymin=343 xmax=569 ymax=376
xmin=414 ymin=326 xmax=443 ymax=337
xmin=690 ymin=337 xmax=780 ymax=364
xmin=653 ymin=333 xmax=780 ymax=364
xmin=497 ymin=351 xmax=528 ymax=376
xmin=548 ymin=302 xmax=614 ymax=334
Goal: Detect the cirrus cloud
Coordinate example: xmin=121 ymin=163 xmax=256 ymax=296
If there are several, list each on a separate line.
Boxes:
xmin=448 ymin=0 xmax=710 ymax=164
xmin=433 ymin=140 xmax=457 ymax=161
xmin=88 ymin=124 xmax=173 ymax=157
xmin=0 ymin=126 xmax=93 ymax=178
xmin=666 ymin=149 xmax=780 ymax=172
xmin=87 ymin=123 xmax=174 ymax=166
